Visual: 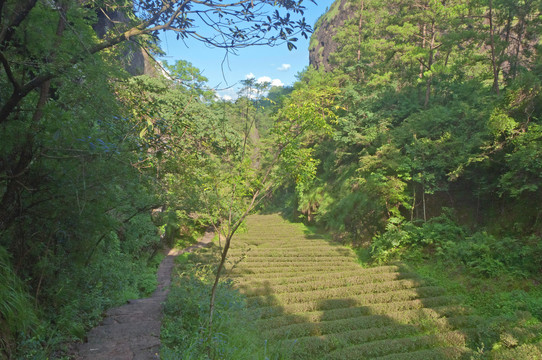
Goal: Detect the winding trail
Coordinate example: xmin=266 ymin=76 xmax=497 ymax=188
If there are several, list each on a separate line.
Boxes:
xmin=75 ymin=230 xmax=214 ymax=360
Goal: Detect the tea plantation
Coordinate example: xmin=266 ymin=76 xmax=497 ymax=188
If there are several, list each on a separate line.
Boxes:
xmin=224 ymin=214 xmax=542 ymax=359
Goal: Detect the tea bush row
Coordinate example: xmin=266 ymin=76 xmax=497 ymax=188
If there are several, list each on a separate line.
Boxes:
xmin=228 ymin=246 xmax=355 ymax=257
xmin=252 ymin=291 xmax=452 ymax=319
xmin=247 ymin=295 xmax=461 ymax=320
xmin=256 ymin=305 xmax=470 ymax=332
xmin=260 ymin=305 xmax=471 ymax=340
xmin=324 ymin=331 xmax=468 ymax=360
xmin=231 ymin=263 xmax=361 ymax=276
xmin=371 ymin=346 xmax=474 ymax=360
xmin=248 ymin=279 xmax=425 ymax=305
xmin=236 ymin=239 xmax=326 ymax=246
xmin=230 ymin=265 xmax=403 ymax=283
xmin=231 ymin=269 xmax=364 ymax=285
xmin=280 ymin=324 xmax=422 ymax=359
xmin=248 ymin=286 xmax=445 ymax=307
xmin=488 ymin=341 xmax=542 ymax=360
xmin=238 ymin=255 xmax=355 ymax=264
xmin=233 ymin=259 xmax=358 ymax=270
xmin=238 ymin=272 xmax=419 ymax=296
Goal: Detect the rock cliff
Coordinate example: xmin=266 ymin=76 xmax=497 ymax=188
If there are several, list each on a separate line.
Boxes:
xmin=309 ymin=0 xmax=355 ymax=71
xmin=93 ymin=10 xmax=157 ymax=76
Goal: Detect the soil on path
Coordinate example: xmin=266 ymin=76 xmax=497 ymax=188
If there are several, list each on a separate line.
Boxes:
xmin=75 ymin=231 xmax=214 ymax=360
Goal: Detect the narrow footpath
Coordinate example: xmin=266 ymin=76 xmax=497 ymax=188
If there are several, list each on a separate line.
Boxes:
xmin=75 ymin=231 xmax=214 ymax=360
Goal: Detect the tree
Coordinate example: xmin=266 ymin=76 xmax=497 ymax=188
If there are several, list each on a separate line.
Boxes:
xmin=0 ymin=0 xmax=312 ymax=119
xmin=162 ymin=59 xmax=214 ymax=99
xmin=0 ymin=0 xmax=316 ymax=355
xmin=0 ymin=0 xmax=314 ymax=232
xmin=195 ymin=77 xmax=338 ymax=354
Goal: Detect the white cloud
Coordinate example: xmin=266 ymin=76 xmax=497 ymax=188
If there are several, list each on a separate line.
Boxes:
xmin=277 ymin=64 xmax=291 ymax=71
xmin=256 ymin=76 xmax=284 ymax=87
xmin=245 ymin=72 xmax=255 ymax=79
xmin=216 ymin=88 xmax=237 ymax=101
xmin=257 ymin=76 xmax=272 ymax=84
xmin=271 ymin=79 xmax=284 ymax=87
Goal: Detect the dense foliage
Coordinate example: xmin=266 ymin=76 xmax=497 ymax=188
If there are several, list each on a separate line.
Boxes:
xmin=257 ymin=3 xmax=542 ymax=356
xmin=160 ymin=0 xmax=542 ymax=357
xmin=279 ymin=0 xmax=542 ymax=276
xmin=0 ymin=0 xmax=314 ymax=358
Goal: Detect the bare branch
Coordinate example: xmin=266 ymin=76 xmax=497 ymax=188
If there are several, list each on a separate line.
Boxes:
xmin=190 ymin=0 xmax=253 ymax=8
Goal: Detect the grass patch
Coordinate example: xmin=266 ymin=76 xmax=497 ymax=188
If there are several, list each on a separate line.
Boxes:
xmin=161 ymin=247 xmax=290 ymax=359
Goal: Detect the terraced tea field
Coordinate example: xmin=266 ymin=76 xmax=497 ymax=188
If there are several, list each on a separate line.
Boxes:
xmin=224 ymin=214 xmax=542 ymax=359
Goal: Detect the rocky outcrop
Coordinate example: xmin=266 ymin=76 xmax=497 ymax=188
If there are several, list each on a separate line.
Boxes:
xmin=308 ymin=0 xmax=355 ymax=71
xmin=93 ymin=10 xmax=157 ymax=76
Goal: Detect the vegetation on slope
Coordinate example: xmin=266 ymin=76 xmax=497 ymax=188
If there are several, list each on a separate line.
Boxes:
xmin=277 ymin=0 xmax=542 ymax=326
xmin=163 ymin=214 xmax=542 ymax=359
xmin=267 ymin=1 xmax=542 ymax=356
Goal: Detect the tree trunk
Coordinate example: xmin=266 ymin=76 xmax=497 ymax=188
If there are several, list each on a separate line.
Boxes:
xmin=0 ymin=2 xmax=66 ymax=232
xmin=419 ymin=23 xmax=427 ymax=79
xmin=208 ymin=234 xmax=232 ymax=336
xmin=411 ymin=186 xmax=416 ymax=221
xmin=511 ymin=14 xmax=524 ymax=79
xmin=357 ymin=1 xmax=364 ymax=62
xmin=488 ymin=0 xmax=500 ymax=94
xmin=356 ymin=0 xmax=365 ymax=81
xmin=422 ymin=180 xmax=427 ymax=222
xmin=424 ymin=22 xmax=436 ymax=108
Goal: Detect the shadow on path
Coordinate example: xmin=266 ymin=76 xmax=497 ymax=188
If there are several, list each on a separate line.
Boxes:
xmin=75 ymin=230 xmax=214 ymax=360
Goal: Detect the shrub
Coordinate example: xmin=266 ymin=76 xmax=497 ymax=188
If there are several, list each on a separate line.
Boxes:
xmin=441 ymin=232 xmax=535 ymax=278
xmin=161 ymin=252 xmax=282 ymax=359
xmin=0 ymin=247 xmax=38 ymax=358
xmin=370 ymin=208 xmax=541 ymax=280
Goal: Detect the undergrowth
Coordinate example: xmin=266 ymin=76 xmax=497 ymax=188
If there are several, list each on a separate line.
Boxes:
xmin=1 ymin=216 xmax=165 ymax=359
xmin=11 ymin=251 xmax=164 ymax=359
xmin=360 ymin=209 xmax=542 ymax=358
xmin=161 ymin=247 xmax=287 ymax=359
xmin=0 ymin=247 xmax=38 ymax=358
xmin=407 ymin=260 xmax=542 ymax=358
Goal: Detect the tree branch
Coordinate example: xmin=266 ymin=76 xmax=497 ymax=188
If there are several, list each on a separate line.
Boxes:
xmin=0 ymin=0 xmax=312 ymax=123
xmin=0 ymin=50 xmax=20 ymax=91
xmin=0 ymin=0 xmax=38 ymax=46
xmin=85 ymin=204 xmax=162 ymax=266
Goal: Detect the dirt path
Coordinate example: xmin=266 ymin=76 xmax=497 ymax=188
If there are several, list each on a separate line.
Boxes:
xmin=75 ymin=231 xmax=214 ymax=360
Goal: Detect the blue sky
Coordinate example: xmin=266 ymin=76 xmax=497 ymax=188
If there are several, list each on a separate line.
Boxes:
xmin=157 ymin=1 xmax=335 ymax=100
